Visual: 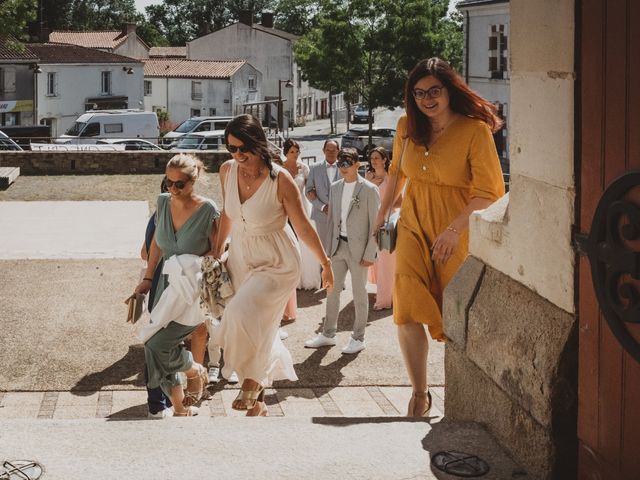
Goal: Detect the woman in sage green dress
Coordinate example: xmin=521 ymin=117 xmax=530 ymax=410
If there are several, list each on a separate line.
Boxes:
xmin=135 ymin=153 xmax=220 ymax=417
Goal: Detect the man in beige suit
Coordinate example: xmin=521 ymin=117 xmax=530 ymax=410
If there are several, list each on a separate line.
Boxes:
xmin=304 ymin=148 xmax=380 ymax=354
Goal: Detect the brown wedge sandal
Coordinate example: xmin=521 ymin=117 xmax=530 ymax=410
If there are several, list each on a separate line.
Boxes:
xmin=183 ymin=365 xmax=208 ymax=407
xmin=232 ymin=385 xmax=265 ymax=411
xmin=407 ymin=389 xmax=432 ymax=417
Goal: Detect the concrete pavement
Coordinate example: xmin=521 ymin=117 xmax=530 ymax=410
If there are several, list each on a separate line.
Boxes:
xmin=0 ymin=417 xmax=527 ymax=480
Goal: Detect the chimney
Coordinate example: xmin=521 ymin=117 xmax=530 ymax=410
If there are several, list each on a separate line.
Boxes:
xmin=261 ymin=12 xmax=274 ymax=28
xmin=239 ymin=10 xmax=253 ymax=27
xmin=123 ymin=22 xmax=137 ymax=36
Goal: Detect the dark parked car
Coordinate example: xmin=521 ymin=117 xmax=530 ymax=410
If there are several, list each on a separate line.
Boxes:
xmin=352 ymin=105 xmax=374 ymax=124
xmin=341 ymin=127 xmax=395 ymax=158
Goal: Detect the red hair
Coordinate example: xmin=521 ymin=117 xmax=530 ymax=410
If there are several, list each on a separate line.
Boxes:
xmin=404 ymin=58 xmax=503 ymax=146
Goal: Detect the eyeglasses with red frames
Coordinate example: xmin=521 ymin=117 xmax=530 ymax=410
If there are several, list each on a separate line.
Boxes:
xmin=164 ymin=177 xmax=191 ymax=190
xmin=412 ymin=85 xmax=445 ymax=100
xmin=226 ymin=144 xmax=251 ymax=154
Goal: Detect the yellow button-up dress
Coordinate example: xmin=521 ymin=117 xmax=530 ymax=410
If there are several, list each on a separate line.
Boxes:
xmin=390 ymin=114 xmax=505 ymax=340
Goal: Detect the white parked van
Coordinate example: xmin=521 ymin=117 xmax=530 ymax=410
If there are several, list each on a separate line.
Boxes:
xmin=57 ymin=110 xmax=160 ymax=144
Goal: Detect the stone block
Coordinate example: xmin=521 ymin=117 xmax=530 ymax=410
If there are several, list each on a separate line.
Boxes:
xmin=466 ymin=266 xmax=577 ymax=428
xmin=443 ymin=255 xmax=485 ymax=347
xmin=446 ymin=345 xmax=551 ymax=478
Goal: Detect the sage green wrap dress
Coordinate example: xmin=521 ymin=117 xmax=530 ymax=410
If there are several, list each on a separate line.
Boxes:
xmin=144 ymin=193 xmax=219 ymax=396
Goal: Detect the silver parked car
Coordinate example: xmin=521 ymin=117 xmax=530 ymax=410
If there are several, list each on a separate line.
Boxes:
xmin=340 ymin=127 xmax=395 ymax=158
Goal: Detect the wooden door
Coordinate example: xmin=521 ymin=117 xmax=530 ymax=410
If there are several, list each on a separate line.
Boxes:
xmin=578 ymin=1 xmax=640 ymax=479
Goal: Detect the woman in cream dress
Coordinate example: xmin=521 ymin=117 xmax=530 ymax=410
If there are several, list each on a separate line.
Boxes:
xmin=213 ymin=115 xmax=334 ymax=416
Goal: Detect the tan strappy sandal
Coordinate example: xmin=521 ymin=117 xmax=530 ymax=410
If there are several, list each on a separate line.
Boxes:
xmin=232 ymin=385 xmax=265 ymax=411
xmin=174 ymin=406 xmax=199 ymax=417
xmin=407 ymin=389 xmax=432 ymax=417
xmin=183 ymin=365 xmax=208 ymax=407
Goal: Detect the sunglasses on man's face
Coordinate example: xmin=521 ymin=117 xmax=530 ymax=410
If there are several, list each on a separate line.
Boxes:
xmin=337 ymin=157 xmax=357 ymax=168
xmin=226 ymin=144 xmax=251 ymax=154
xmin=164 ymin=177 xmax=190 ymax=190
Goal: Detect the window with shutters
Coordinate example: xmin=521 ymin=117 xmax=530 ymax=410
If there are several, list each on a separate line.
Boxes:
xmin=488 ymin=24 xmax=508 ymax=79
xmin=191 ymin=81 xmax=202 ymax=100
xmin=101 ymin=71 xmax=112 ymax=95
xmin=247 ymin=75 xmax=256 ymax=91
xmin=144 ymin=80 xmax=152 ymax=96
xmin=46 ymin=72 xmax=57 ymax=96
xmin=0 ymin=67 xmax=16 ymax=94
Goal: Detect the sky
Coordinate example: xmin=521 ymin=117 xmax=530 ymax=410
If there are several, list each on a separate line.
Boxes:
xmin=134 ymin=0 xmax=160 ymax=14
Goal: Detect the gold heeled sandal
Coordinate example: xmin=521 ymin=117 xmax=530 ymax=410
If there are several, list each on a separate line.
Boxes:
xmin=407 ymin=389 xmax=432 ymax=417
xmin=174 ymin=406 xmax=199 ymax=417
xmin=232 ymin=385 xmax=265 ymax=411
xmin=183 ymin=365 xmax=208 ymax=407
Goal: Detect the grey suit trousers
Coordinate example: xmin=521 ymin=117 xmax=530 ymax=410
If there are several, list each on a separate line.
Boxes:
xmin=315 ymin=214 xmax=331 ymax=251
xmin=323 ymin=240 xmax=369 ymax=342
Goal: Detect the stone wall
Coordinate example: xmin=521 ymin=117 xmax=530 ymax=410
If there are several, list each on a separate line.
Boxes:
xmin=444 ymin=257 xmax=578 ymax=479
xmin=0 ymin=151 xmax=230 ymax=175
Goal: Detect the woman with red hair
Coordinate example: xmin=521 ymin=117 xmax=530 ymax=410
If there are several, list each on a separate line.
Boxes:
xmin=375 ymin=58 xmax=505 ymax=417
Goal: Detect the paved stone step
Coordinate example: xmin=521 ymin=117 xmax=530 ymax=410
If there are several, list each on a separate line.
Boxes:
xmin=0 ymin=415 xmax=528 ymax=480
xmin=0 ymin=386 xmax=445 ymax=420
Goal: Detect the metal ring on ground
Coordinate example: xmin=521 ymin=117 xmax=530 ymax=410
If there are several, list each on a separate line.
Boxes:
xmin=1 ymin=460 xmax=44 ymax=480
xmin=431 ymin=451 xmax=490 ymax=477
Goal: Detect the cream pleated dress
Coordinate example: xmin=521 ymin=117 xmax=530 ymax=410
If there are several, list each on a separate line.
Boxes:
xmin=216 ymin=162 xmax=300 ymax=386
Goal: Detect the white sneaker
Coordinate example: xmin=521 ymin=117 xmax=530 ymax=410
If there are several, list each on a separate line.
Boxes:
xmin=147 ymin=407 xmax=174 ymax=419
xmin=226 ymin=371 xmax=239 ymax=384
xmin=342 ymin=337 xmax=365 ymax=355
xmin=279 ymin=328 xmax=289 ymax=340
xmin=208 ymin=366 xmax=220 ymax=384
xmin=304 ymin=333 xmax=337 ymax=348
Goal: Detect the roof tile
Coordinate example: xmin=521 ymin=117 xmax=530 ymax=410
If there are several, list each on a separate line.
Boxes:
xmin=28 ymin=43 xmax=141 ymax=64
xmin=144 ymin=59 xmax=245 ymax=79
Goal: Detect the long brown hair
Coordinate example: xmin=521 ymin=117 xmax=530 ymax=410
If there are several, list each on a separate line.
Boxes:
xmin=224 ymin=114 xmax=276 ymax=179
xmin=405 ymin=58 xmax=503 ymax=146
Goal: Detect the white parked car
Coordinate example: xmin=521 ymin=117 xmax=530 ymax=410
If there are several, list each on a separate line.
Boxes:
xmin=162 ymin=116 xmax=232 ymax=148
xmin=96 ymin=139 xmax=163 ymax=151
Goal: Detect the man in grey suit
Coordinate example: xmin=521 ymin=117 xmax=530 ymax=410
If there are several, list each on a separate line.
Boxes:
xmin=305 ymin=148 xmax=380 ymax=354
xmin=305 ymin=139 xmax=340 ymax=250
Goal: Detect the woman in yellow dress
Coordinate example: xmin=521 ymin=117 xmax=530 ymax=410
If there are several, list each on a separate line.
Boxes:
xmin=375 ymin=58 xmax=505 ymax=417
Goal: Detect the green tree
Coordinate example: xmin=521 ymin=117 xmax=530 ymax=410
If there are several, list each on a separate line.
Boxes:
xmin=145 ymin=0 xmax=276 ymax=46
xmin=294 ymin=1 xmax=362 ymax=134
xmin=433 ymin=9 xmax=464 ymax=73
xmin=295 ymin=0 xmax=454 ymax=144
xmin=0 ymin=0 xmax=37 ymax=41
xmin=274 ymin=0 xmax=318 ymax=36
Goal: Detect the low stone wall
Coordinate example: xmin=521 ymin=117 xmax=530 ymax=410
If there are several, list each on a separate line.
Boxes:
xmin=0 ymin=151 xmax=230 ymax=175
xmin=443 ymin=257 xmax=578 ymax=479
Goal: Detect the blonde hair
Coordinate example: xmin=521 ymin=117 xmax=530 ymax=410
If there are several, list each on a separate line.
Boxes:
xmin=166 ymin=153 xmax=205 ymax=181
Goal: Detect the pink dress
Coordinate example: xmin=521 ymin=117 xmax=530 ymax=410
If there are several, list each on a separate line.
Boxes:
xmin=367 ymin=175 xmax=397 ymax=309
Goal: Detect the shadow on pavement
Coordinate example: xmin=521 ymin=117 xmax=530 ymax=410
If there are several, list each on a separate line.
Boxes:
xmin=276 ymin=348 xmax=358 ymax=398
xmin=70 ymin=345 xmax=145 ymax=396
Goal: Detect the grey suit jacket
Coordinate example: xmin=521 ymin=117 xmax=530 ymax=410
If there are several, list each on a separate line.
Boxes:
xmin=305 ymin=161 xmax=340 ymax=224
xmin=327 ymin=176 xmax=380 ymax=263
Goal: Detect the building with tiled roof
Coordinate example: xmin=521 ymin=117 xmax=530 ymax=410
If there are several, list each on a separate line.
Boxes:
xmin=149 ymin=46 xmax=187 ymax=58
xmin=0 ymin=36 xmax=40 ymax=127
xmin=457 ymin=0 xmax=510 ymax=172
xmin=27 ymin=42 xmax=144 ymax=136
xmin=187 ymin=11 xmax=337 ymax=127
xmin=142 ymin=58 xmax=261 ymax=126
xmin=49 ymin=24 xmax=149 ymax=59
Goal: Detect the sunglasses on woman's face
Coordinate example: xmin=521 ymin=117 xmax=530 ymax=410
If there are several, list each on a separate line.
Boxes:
xmin=226 ymin=144 xmax=251 ymax=154
xmin=164 ymin=177 xmax=190 ymax=190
